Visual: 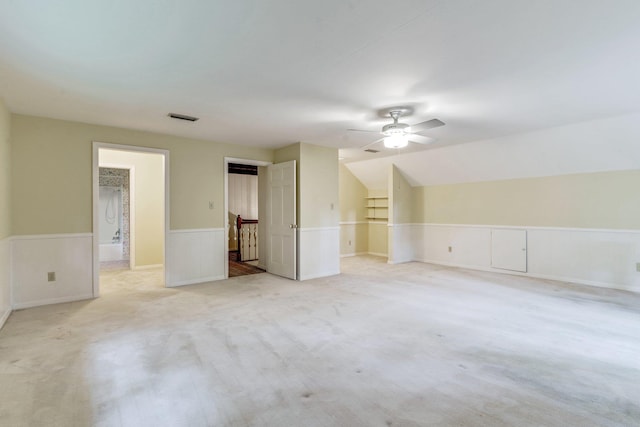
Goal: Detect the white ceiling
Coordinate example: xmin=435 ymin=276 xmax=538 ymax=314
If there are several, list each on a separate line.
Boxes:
xmin=1 ymin=1 xmax=640 ymax=166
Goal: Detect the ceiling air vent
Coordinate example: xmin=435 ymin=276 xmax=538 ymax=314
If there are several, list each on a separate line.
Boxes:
xmin=168 ymin=113 xmax=199 ymax=122
xmin=364 ymin=149 xmax=379 ymax=153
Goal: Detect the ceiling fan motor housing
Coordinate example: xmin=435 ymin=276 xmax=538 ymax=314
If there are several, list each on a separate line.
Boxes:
xmin=382 ymin=122 xmax=410 ymax=136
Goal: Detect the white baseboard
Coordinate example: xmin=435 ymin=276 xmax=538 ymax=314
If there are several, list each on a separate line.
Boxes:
xmin=340 ymin=252 xmax=368 ymax=258
xmin=133 ymin=263 xmax=163 ymax=271
xmin=418 ymin=258 xmax=635 ymax=292
xmin=299 ymin=270 xmax=341 ymax=281
xmin=368 ymin=252 xmax=388 ymax=258
xmin=12 ymin=293 xmax=94 ymax=310
xmin=166 ymin=275 xmax=226 ymax=287
xmin=0 ymin=307 xmax=11 ymax=331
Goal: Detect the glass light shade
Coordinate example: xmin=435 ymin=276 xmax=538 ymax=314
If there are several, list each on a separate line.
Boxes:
xmin=383 ymin=134 xmax=409 ymax=149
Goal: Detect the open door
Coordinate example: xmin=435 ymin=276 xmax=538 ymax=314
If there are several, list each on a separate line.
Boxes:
xmin=267 ymin=160 xmax=296 ymax=279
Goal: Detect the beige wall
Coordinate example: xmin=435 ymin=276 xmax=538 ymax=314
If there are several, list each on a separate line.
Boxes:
xmin=339 ymin=163 xmax=368 ymax=255
xmin=389 ymin=164 xmax=412 ymax=224
xmin=339 ymin=163 xmax=367 ymax=222
xmin=299 ymin=143 xmax=339 ymax=228
xmin=10 ymin=114 xmax=273 ymax=235
xmin=274 ymin=142 xmax=339 ymax=228
xmin=368 ymin=223 xmax=388 ymax=256
xmin=413 ymin=170 xmax=640 ymax=229
xmin=0 ymin=98 xmax=11 ymax=322
xmin=0 ymin=99 xmax=10 ymax=239
xmin=100 ymin=149 xmax=164 ymax=267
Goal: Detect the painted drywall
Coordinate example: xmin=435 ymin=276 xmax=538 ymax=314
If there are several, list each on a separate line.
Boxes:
xmin=274 ymin=142 xmax=339 ymax=227
xmin=299 ymin=143 xmax=339 ymax=228
xmin=368 ymin=223 xmax=388 ymax=256
xmin=413 ymin=170 xmax=640 ymax=229
xmin=339 ymin=163 xmax=367 ymax=222
xmin=10 ymin=114 xmax=273 ymax=235
xmin=100 ymin=149 xmax=164 ymax=267
xmin=346 ymin=112 xmax=640 ymax=190
xmin=339 ymin=163 xmax=368 ymax=255
xmin=0 ymin=98 xmax=10 ymax=240
xmin=0 ymin=98 xmax=11 ymax=327
xmin=389 ymin=165 xmax=412 ymax=225
xmin=388 ymin=165 xmax=413 ymax=263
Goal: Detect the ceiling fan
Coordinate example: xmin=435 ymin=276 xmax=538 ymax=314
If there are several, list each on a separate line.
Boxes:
xmin=348 ymin=107 xmax=445 ymax=150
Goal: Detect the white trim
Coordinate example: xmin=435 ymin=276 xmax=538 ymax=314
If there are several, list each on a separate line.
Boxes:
xmin=416 ymin=258 xmax=629 ymax=291
xmin=169 ymin=228 xmax=224 ymax=234
xmin=133 ymin=264 xmax=163 ymax=271
xmin=168 ymin=275 xmax=227 ymax=288
xmin=93 ymin=142 xmax=170 ymax=297
xmin=409 ymin=223 xmax=640 ymax=234
xmin=0 ymin=307 xmax=10 ymax=330
xmin=225 ymin=157 xmax=271 ymax=167
xmin=12 ymin=294 xmax=94 ymax=310
xmin=299 ymin=271 xmax=340 ymax=281
xmin=298 ymin=226 xmax=341 ymax=232
xmin=387 ymin=223 xmax=414 ymax=228
xmin=11 ymin=233 xmax=92 ymax=240
xmin=368 ymin=251 xmax=388 ymax=257
xmin=340 ymin=252 xmax=368 ymax=258
xmin=339 ymin=221 xmax=368 ymax=225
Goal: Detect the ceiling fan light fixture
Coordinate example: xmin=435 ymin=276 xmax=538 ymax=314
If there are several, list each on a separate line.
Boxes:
xmin=384 ymin=134 xmax=409 ymax=149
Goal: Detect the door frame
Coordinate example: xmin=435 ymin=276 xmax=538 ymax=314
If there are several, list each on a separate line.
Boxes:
xmin=92 ymin=142 xmax=170 ymax=297
xmin=223 ymin=157 xmax=271 ymax=278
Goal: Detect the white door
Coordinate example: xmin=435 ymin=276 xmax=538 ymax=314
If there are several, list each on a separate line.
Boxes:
xmin=491 ymin=229 xmax=527 ymax=272
xmin=267 ymin=160 xmax=296 ymax=279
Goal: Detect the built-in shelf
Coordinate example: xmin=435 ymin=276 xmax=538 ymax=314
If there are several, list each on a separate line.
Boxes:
xmin=365 ymin=197 xmax=388 ymax=221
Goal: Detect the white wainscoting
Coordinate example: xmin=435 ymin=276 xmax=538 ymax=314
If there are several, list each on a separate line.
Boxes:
xmin=0 ymin=237 xmax=11 ymax=329
xmin=11 ymin=234 xmax=94 ymax=309
xmin=410 ymin=224 xmax=640 ymax=293
xmin=166 ymin=228 xmax=225 ymax=287
xmin=387 ymin=224 xmax=415 ymax=264
xmin=339 ymin=221 xmax=368 ymax=257
xmin=298 ymin=227 xmax=341 ymax=281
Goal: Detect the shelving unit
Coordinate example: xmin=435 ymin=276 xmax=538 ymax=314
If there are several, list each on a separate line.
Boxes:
xmin=365 ymin=197 xmax=388 ymax=220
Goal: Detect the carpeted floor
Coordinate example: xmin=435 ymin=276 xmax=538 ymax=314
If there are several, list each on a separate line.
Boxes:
xmin=1 ymin=256 xmax=639 ymax=426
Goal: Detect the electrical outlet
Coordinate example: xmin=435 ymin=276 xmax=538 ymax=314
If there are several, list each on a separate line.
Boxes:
xmin=47 ymin=272 xmax=56 ymax=282
xmin=209 ymin=201 xmax=214 ymax=210
xmin=349 ymin=240 xmax=352 ymax=246
xmin=636 ymin=262 xmax=640 ymax=272
xmin=448 ymin=246 xmax=452 ymax=253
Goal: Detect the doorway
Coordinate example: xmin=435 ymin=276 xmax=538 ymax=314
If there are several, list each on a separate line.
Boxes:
xmin=224 ymin=158 xmax=271 ymax=278
xmin=92 ymin=143 xmax=169 ymax=296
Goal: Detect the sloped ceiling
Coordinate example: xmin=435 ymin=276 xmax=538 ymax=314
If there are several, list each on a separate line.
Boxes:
xmin=1 ymin=1 xmax=640 ymax=181
xmin=345 ymin=113 xmax=640 ymax=189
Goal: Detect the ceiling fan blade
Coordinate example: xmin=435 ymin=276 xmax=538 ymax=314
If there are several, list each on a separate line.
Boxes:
xmin=360 ymin=137 xmax=384 ymax=149
xmin=411 ymin=118 xmax=445 ymax=134
xmin=348 ymin=128 xmax=381 ymax=133
xmin=409 ymin=134 xmax=437 ymax=145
